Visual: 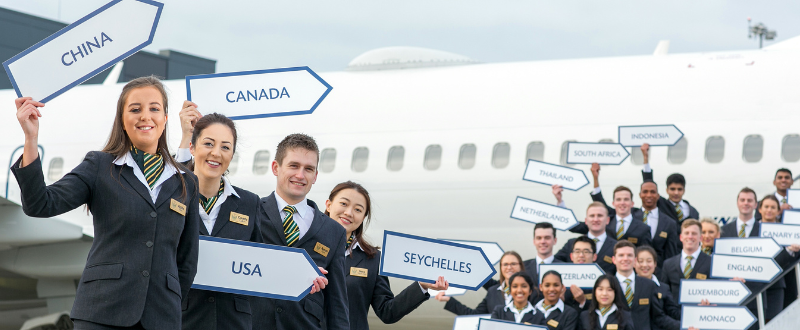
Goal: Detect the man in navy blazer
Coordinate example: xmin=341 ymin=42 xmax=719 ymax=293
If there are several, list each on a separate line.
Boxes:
xmin=661 ymin=219 xmax=711 ymax=301
xmin=639 ymin=181 xmax=680 ymax=275
xmin=640 ymin=144 xmax=699 ymax=223
xmin=553 ymin=190 xmax=617 ymax=275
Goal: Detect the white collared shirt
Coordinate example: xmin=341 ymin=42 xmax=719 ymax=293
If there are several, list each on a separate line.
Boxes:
xmin=536 ymin=255 xmax=555 ymax=272
xmin=497 ymin=283 xmax=513 ymax=305
xmin=274 ymin=192 xmax=314 ymax=239
xmin=736 ymin=216 xmax=755 ymax=238
xmin=534 ymin=298 xmax=564 ymax=319
xmin=643 ymin=207 xmax=659 ymax=238
xmin=680 ymin=249 xmax=702 ymax=271
xmin=595 ymin=304 xmax=618 ymax=328
xmin=616 ymin=214 xmax=633 ymax=236
xmin=198 ymin=176 xmax=240 ymax=234
xmin=504 ymin=300 xmax=536 ymax=323
xmin=588 ymin=232 xmax=607 ymax=250
xmin=113 ymin=151 xmax=182 ymax=203
xmin=616 ymin=272 xmax=636 ymax=293
xmin=176 ymin=148 xmax=192 ymax=163
xmin=651 ymin=275 xmax=661 ymax=286
xmin=775 ymin=192 xmax=788 ymax=206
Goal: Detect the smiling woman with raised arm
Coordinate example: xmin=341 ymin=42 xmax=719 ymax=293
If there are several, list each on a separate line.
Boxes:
xmin=12 ymin=76 xmax=199 ymax=330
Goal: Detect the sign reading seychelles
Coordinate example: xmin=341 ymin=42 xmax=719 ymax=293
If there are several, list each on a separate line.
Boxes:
xmin=2 ymin=0 xmax=164 ymax=103
xmin=380 ymin=231 xmax=496 ymax=291
xmin=522 ymin=160 xmax=589 ymax=191
xmin=618 ymin=125 xmax=683 ymax=147
xmin=510 ymin=197 xmax=578 ymax=231
xmin=186 ymin=67 xmax=333 ymax=120
xmin=566 ymin=142 xmax=630 ymax=165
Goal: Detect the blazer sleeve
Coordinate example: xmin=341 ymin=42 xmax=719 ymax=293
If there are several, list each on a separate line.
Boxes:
xmin=483 ymin=279 xmax=499 ymax=290
xmin=642 ymin=170 xmax=654 ymax=182
xmin=661 ymin=288 xmax=682 ymax=321
xmin=569 ymin=222 xmax=590 ymax=235
xmin=324 ymin=228 xmax=351 ymax=330
xmin=490 ymin=305 xmax=504 ymax=319
xmin=665 ymin=223 xmax=680 ymax=260
xmin=371 ymin=276 xmax=429 ymax=324
xmin=560 ymin=306 xmax=579 ymax=330
xmin=444 ymin=295 xmax=490 ymax=315
xmin=11 ymin=153 xmax=97 ymax=217
xmin=649 ymin=288 xmax=680 ymax=330
xmin=177 ymin=174 xmax=200 ymax=301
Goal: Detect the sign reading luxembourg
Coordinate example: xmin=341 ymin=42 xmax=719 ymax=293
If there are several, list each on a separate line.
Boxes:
xmin=680 ymin=306 xmax=756 ymax=330
xmin=538 ymin=264 xmax=604 ymax=289
xmin=678 ymin=279 xmax=750 ymax=305
xmin=760 ymin=223 xmax=800 ymax=246
xmin=192 ymin=236 xmax=322 ymax=301
xmin=478 ymin=319 xmax=547 ymax=330
xmin=380 ymin=231 xmax=496 ymax=291
xmin=522 ymin=160 xmax=589 ymax=191
xmin=185 ymin=67 xmax=333 ymax=120
xmin=710 ymin=254 xmax=781 ymax=283
xmin=713 ymin=238 xmax=781 ymax=258
xmin=618 ymin=125 xmax=683 ymax=147
xmin=510 ymin=197 xmax=578 ymax=231
xmin=566 ymin=142 xmax=630 ymax=165
xmin=2 ymin=0 xmax=164 ymax=103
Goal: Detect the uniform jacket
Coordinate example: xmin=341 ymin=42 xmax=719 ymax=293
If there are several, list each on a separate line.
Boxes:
xmin=661 ymin=252 xmax=711 ymax=302
xmin=579 ymin=309 xmax=635 ymax=330
xmin=642 ymin=170 xmax=699 ymax=221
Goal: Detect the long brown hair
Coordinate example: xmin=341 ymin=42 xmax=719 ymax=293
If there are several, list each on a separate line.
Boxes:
xmin=325 ymin=181 xmax=377 ymax=259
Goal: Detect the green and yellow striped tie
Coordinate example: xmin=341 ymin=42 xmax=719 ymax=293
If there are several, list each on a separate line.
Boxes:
xmin=543 ymin=304 xmax=554 ymax=311
xmin=624 ymin=279 xmax=633 ymax=307
xmin=199 ymin=180 xmax=225 ymax=214
xmin=346 ymin=233 xmax=356 ymax=250
xmin=600 ymin=306 xmax=612 ymax=316
xmin=643 ymin=210 xmax=650 ymax=225
xmin=675 ymin=203 xmax=684 ymax=220
xmin=616 ymin=219 xmax=624 ymax=239
xmin=782 ymin=198 xmax=788 ymax=205
xmin=131 ymin=146 xmax=164 ymax=188
xmin=684 ymin=256 xmax=694 ymax=279
xmin=702 ymin=246 xmax=713 ymax=255
xmin=593 ymin=238 xmax=599 ymax=243
xmin=739 ymin=223 xmax=746 ymax=238
xmin=283 ymin=205 xmax=300 ymax=246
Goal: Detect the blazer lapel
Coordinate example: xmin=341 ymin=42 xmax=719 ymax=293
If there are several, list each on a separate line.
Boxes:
xmin=211 ymin=197 xmax=239 ymax=236
xmin=294 ymin=199 xmax=325 ymax=247
xmin=692 ymin=253 xmax=711 ymax=277
xmin=607 ymin=219 xmax=618 ymax=238
xmin=119 ymin=165 xmax=154 ymax=208
xmin=751 ymin=221 xmax=761 ymax=237
xmin=154 ymin=174 xmax=181 ymax=209
xmin=262 ymin=193 xmax=288 ymax=246
xmin=350 ymin=248 xmax=367 ymax=268
xmin=632 ymin=277 xmax=645 ymax=309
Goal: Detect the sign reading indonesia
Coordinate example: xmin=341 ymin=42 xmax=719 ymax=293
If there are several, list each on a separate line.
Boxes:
xmin=618 ymin=125 xmax=684 ymax=147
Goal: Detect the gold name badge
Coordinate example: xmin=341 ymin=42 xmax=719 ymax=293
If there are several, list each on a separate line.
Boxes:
xmin=607 ymin=324 xmax=619 ymax=330
xmin=584 ymin=293 xmax=593 ymax=300
xmin=659 ymin=231 xmax=668 ymax=238
xmin=639 ymin=298 xmax=649 ymax=305
xmin=604 ymin=256 xmax=613 ymax=263
xmin=314 ymin=242 xmax=330 ymax=257
xmin=697 ymin=273 xmax=707 ymax=280
xmin=547 ymin=319 xmax=559 ymax=328
xmin=350 ymin=267 xmax=368 ymax=277
xmin=229 ymin=212 xmax=249 ymax=226
xmin=628 ymin=237 xmax=638 ymax=244
xmin=170 ymin=199 xmax=186 ymax=216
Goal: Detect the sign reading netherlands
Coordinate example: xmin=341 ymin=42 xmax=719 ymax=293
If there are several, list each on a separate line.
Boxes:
xmin=478 ymin=319 xmax=547 ymax=330
xmin=452 ymin=314 xmax=491 ymax=330
xmin=680 ymin=306 xmax=756 ymax=330
xmin=2 ymin=0 xmax=164 ymax=103
xmin=678 ymin=279 xmax=751 ymax=305
xmin=380 ymin=231 xmax=496 ymax=291
xmin=192 ymin=236 xmax=322 ymax=301
xmin=781 ymin=210 xmax=800 ymax=226
xmin=522 ymin=160 xmax=589 ymax=191
xmin=566 ymin=142 xmax=630 ymax=165
xmin=618 ymin=124 xmax=684 ymax=147
xmin=710 ymin=254 xmax=781 ymax=283
xmin=510 ymin=197 xmax=579 ymax=231
xmin=760 ymin=222 xmax=800 ymax=246
xmin=185 ymin=67 xmax=333 ymax=120
xmin=538 ymin=264 xmax=604 ymax=289
xmin=713 ymin=237 xmax=782 ymax=259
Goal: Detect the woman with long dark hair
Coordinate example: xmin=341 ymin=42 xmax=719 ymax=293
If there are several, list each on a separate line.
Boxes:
xmin=580 ymin=275 xmax=633 ymax=330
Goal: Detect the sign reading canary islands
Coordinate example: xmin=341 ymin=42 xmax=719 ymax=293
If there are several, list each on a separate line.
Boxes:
xmin=192 ymin=236 xmax=322 ymax=301
xmin=522 ymin=160 xmax=589 ymax=191
xmin=566 ymin=142 xmax=630 ymax=165
xmin=618 ymin=124 xmax=684 ymax=147
xmin=2 ymin=0 xmax=164 ymax=103
xmin=710 ymin=254 xmax=781 ymax=283
xmin=760 ymin=222 xmax=800 ymax=246
xmin=680 ymin=306 xmax=756 ymax=330
xmin=186 ymin=67 xmax=333 ymax=120
xmin=678 ymin=279 xmax=751 ymax=305
xmin=380 ymin=231 xmax=496 ymax=291
xmin=478 ymin=319 xmax=547 ymax=330
xmin=538 ymin=264 xmax=605 ymax=289
xmin=713 ymin=237 xmax=782 ymax=259
xmin=510 ymin=197 xmax=579 ymax=231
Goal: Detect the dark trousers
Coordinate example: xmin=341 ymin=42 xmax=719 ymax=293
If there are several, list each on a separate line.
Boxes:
xmin=73 ymin=320 xmax=146 ymax=330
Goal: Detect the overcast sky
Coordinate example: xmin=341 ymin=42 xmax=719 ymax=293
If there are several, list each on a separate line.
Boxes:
xmin=3 ymin=0 xmax=800 ymax=73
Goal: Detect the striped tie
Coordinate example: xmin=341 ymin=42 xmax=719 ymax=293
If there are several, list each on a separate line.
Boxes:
xmin=199 ymin=180 xmax=225 ymax=214
xmin=684 ymin=256 xmax=694 ymax=279
xmin=131 ymin=146 xmax=164 ymax=188
xmin=739 ymin=224 xmax=746 ymax=238
xmin=643 ymin=210 xmax=650 ymax=225
xmin=616 ymin=219 xmax=624 ymax=239
xmin=283 ymin=206 xmax=300 ymax=246
xmin=703 ymin=246 xmax=713 ymax=255
xmin=593 ymin=238 xmax=599 ymax=243
xmin=600 ymin=306 xmax=612 ymax=316
xmin=346 ymin=233 xmax=355 ymax=250
xmin=675 ymin=203 xmax=684 ymax=220
xmin=624 ymin=279 xmax=633 ymax=307
xmin=782 ymin=198 xmax=788 ymax=205
xmin=543 ymin=304 xmax=554 ymax=311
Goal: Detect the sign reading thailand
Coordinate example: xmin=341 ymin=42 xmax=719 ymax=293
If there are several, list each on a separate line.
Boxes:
xmin=618 ymin=125 xmax=684 ymax=147
xmin=678 ymin=279 xmax=751 ymax=305
xmin=478 ymin=319 xmax=547 ymax=330
xmin=510 ymin=197 xmax=579 ymax=231
xmin=538 ymin=264 xmax=605 ymax=289
xmin=380 ymin=231 xmax=496 ymax=291
xmin=522 ymin=160 xmax=589 ymax=191
xmin=186 ymin=67 xmax=333 ymax=120
xmin=713 ymin=237 xmax=781 ymax=258
xmin=781 ymin=209 xmax=800 ymax=226
xmin=710 ymin=254 xmax=781 ymax=283
xmin=452 ymin=314 xmax=491 ymax=330
xmin=566 ymin=142 xmax=630 ymax=165
xmin=680 ymin=306 xmax=756 ymax=330
xmin=192 ymin=236 xmax=322 ymax=301
xmin=760 ymin=223 xmax=800 ymax=246
xmin=2 ymin=0 xmax=164 ymax=103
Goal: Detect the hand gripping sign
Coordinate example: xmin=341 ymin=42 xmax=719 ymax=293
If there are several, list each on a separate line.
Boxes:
xmin=3 ymin=0 xmax=164 ymax=103
xmin=566 ymin=142 xmax=630 ymax=165
xmin=380 ymin=231 xmax=496 ymax=291
xmin=678 ymin=279 xmax=751 ymax=305
xmin=618 ymin=124 xmax=684 ymax=147
xmin=510 ymin=197 xmax=579 ymax=231
xmin=522 ymin=160 xmax=589 ymax=191
xmin=680 ymin=306 xmax=756 ymax=330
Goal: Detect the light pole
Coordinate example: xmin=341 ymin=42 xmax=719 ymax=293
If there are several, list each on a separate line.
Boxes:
xmin=748 ymin=17 xmax=776 ymax=49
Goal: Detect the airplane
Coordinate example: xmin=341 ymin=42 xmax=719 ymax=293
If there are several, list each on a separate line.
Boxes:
xmin=0 ymin=34 xmax=799 ymax=330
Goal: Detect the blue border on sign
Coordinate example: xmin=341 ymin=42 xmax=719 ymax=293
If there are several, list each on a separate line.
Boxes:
xmin=379 ymin=230 xmax=497 ymax=291
xmin=780 ymin=209 xmax=800 ymax=225
xmin=438 ymin=239 xmax=504 ymax=266
xmin=679 ymin=305 xmax=756 ymax=330
xmin=759 ymin=222 xmax=800 ymax=246
xmin=451 ymin=314 xmax=491 ymax=330
xmin=617 ymin=124 xmax=684 ymax=147
xmin=710 ymin=253 xmax=781 ymax=283
xmin=191 ymin=236 xmax=323 ymax=301
xmin=712 ymin=237 xmax=781 ymax=259
xmin=565 ymin=142 xmax=630 ymax=165
xmin=537 ymin=263 xmax=604 ymax=290
xmin=185 ymin=66 xmax=333 ymax=120
xmin=477 ymin=318 xmax=547 ymax=329
xmin=509 ymin=196 xmax=578 ymax=231
xmin=677 ymin=279 xmax=751 ymax=305
xmin=522 ymin=159 xmax=589 ymax=191
xmin=2 ymin=0 xmax=164 ymax=103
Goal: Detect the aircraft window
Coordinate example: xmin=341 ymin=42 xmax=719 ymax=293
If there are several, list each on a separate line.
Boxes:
xmin=782 ymin=134 xmax=800 ymax=162
xmin=526 ymin=142 xmax=544 ymax=162
xmin=492 ymin=143 xmax=510 ymax=169
xmin=705 ymin=136 xmax=725 ymax=163
xmin=424 ymin=145 xmax=442 ymax=170
xmin=352 ymin=147 xmax=369 ymax=172
xmin=459 ymin=144 xmax=476 ymax=169
xmin=742 ymin=135 xmax=763 ymax=163
xmin=47 ymin=157 xmax=63 ymax=182
xmin=319 ymin=148 xmax=337 ymax=173
xmin=560 ymin=140 xmax=576 ymax=166
xmin=387 ymin=146 xmax=405 ymax=171
xmin=228 ymin=154 xmax=240 ymax=175
xmin=668 ymin=137 xmax=688 ymax=164
xmin=252 ymin=150 xmax=271 ymax=175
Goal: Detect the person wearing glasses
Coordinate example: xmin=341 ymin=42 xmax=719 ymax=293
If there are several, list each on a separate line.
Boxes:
xmin=562 ymin=236 xmax=598 ymax=312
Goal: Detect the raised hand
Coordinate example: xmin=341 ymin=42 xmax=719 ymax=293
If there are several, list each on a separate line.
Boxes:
xmin=434 ymin=291 xmax=451 ymax=302
xmin=178 ymin=100 xmax=202 ymax=148
xmin=552 ymin=185 xmax=564 ymax=204
xmin=641 ymin=143 xmax=650 ymax=164
xmin=591 ymin=163 xmax=601 ymax=188
xmin=420 ymin=276 xmax=449 ymax=291
xmin=15 ymin=97 xmax=44 ymax=167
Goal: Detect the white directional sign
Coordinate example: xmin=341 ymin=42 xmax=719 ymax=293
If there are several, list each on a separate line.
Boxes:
xmin=760 ymin=223 xmax=800 ymax=246
xmin=429 ymin=287 xmax=468 ymax=298
xmin=452 ymin=314 xmax=491 ymax=330
xmin=441 ymin=240 xmax=504 ymax=266
xmin=522 ymin=160 xmax=589 ymax=191
xmin=713 ymin=237 xmax=782 ymax=258
xmin=186 ymin=67 xmax=333 ymax=120
xmin=538 ymin=264 xmax=605 ymax=289
xmin=678 ymin=279 xmax=751 ymax=305
xmin=787 ymin=189 xmax=800 ymax=209
xmin=2 ymin=0 xmax=164 ymax=103
xmin=618 ymin=124 xmax=684 ymax=147
xmin=710 ymin=254 xmax=781 ymax=283
xmin=380 ymin=231 xmax=496 ymax=291
xmin=478 ymin=319 xmax=547 ymax=330
xmin=566 ymin=142 xmax=630 ymax=165
xmin=781 ymin=209 xmax=800 ymax=225
xmin=680 ymin=306 xmax=756 ymax=330
xmin=510 ymin=197 xmax=579 ymax=231
xmin=192 ymin=236 xmax=322 ymax=301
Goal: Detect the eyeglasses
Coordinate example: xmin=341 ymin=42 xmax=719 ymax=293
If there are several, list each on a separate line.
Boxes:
xmin=501 ymin=262 xmax=520 ymax=268
xmin=572 ymin=250 xmax=594 ymax=255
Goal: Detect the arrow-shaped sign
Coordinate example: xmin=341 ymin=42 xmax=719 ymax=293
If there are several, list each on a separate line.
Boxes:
xmin=680 ymin=306 xmax=756 ymax=330
xmin=760 ymin=222 xmax=800 ymax=246
xmin=430 ymin=240 xmax=503 ymax=298
xmin=478 ymin=319 xmax=547 ymax=329
xmin=618 ymin=124 xmax=684 ymax=147
xmin=538 ymin=263 xmax=605 ymax=289
xmin=713 ymin=237 xmax=782 ymax=258
xmin=380 ymin=231 xmax=496 ymax=291
xmin=781 ymin=210 xmax=800 ymax=225
xmin=3 ymin=0 xmax=164 ymax=103
xmin=510 ymin=197 xmax=579 ymax=231
xmin=186 ymin=66 xmax=332 ymax=120
xmin=192 ymin=236 xmax=322 ymax=301
xmin=522 ymin=160 xmax=589 ymax=191
xmin=566 ymin=142 xmax=630 ymax=165
xmin=678 ymin=279 xmax=751 ymax=305
xmin=710 ymin=254 xmax=781 ymax=283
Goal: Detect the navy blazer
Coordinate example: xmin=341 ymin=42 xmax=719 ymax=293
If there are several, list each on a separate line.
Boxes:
xmin=648 ymin=211 xmax=680 ymax=272
xmin=490 ymin=305 xmax=536 ymax=324
xmin=642 ymin=170 xmax=700 ymax=221
xmin=445 ymin=283 xmax=506 ymax=315
xmin=569 ymin=192 xmax=653 ymax=247
xmin=653 ymin=281 xmax=681 ymax=329
xmin=579 ymin=309 xmax=634 ymax=330
xmin=253 ymin=192 xmax=349 ymax=330
xmin=554 ymin=237 xmax=617 ymax=275
xmin=530 ymin=304 xmax=579 ymax=330
xmin=182 ymin=186 xmax=262 ymax=330
xmin=346 ymin=247 xmax=428 ymax=330
xmin=720 ymin=220 xmax=761 ymax=238
xmin=12 ymin=152 xmax=199 ymax=329
xmin=661 ymin=252 xmax=711 ymax=301
xmin=614 ymin=275 xmax=678 ymax=330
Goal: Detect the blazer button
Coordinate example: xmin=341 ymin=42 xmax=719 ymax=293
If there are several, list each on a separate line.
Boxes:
xmin=208 ymin=297 xmax=215 ymax=303
xmin=145 ymin=241 xmax=153 ymax=248
xmin=150 ymin=212 xmax=157 ymax=218
xmin=142 ymin=270 xmax=149 ymax=277
xmin=276 ymin=307 xmax=282 ymax=313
